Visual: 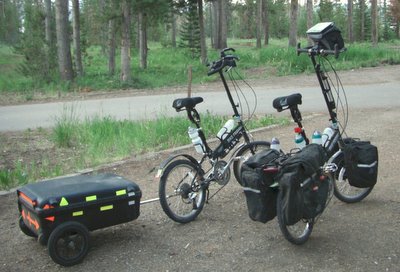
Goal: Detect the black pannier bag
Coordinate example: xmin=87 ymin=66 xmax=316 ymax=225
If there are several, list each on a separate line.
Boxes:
xmin=240 ymin=149 xmax=280 ymax=223
xmin=306 ymin=22 xmax=344 ymax=51
xmin=276 ymin=144 xmax=328 ymax=225
xmin=343 ymin=141 xmax=378 ymax=188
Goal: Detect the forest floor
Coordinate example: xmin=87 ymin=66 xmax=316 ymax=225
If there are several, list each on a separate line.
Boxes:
xmin=0 ymin=65 xmax=399 ymax=271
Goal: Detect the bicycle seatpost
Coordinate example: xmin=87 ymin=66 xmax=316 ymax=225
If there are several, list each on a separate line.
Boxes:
xmin=290 ymin=105 xmax=310 ymax=145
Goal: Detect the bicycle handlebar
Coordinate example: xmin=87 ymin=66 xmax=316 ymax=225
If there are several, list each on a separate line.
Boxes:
xmin=296 ymin=43 xmax=347 ymax=59
xmin=207 ymin=48 xmax=239 ymax=76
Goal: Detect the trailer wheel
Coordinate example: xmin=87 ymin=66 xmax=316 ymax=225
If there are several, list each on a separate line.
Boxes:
xmin=19 ymin=216 xmax=36 ymax=238
xmin=38 ymin=233 xmax=48 ymax=246
xmin=48 ymin=221 xmax=90 ymax=266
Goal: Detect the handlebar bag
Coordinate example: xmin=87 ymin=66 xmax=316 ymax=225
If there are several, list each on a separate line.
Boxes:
xmin=240 ymin=149 xmax=280 ymax=223
xmin=276 ymin=144 xmax=327 ymax=225
xmin=343 ymin=141 xmax=378 ymax=188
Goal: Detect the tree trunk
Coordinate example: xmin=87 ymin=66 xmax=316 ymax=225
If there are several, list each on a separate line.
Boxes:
xmin=360 ymin=0 xmax=365 ymax=41
xmin=263 ymin=0 xmax=269 ymax=45
xmin=171 ymin=12 xmax=177 ymax=48
xmin=198 ymin=0 xmax=207 ymax=64
xmin=397 ymin=21 xmax=400 ymax=39
xmin=99 ymin=0 xmax=107 ymax=56
xmin=108 ymin=17 xmax=116 ymax=76
xmin=120 ymin=0 xmax=131 ymax=82
xmin=212 ymin=0 xmax=219 ymax=49
xmin=209 ymin=3 xmax=214 ymax=48
xmin=72 ymin=0 xmax=83 ymax=77
xmin=55 ymin=0 xmax=73 ymax=81
xmin=218 ymin=0 xmax=227 ymax=49
xmin=347 ymin=0 xmax=354 ymax=43
xmin=288 ymin=0 xmax=298 ymax=47
xmin=44 ymin=0 xmax=52 ymax=45
xmin=44 ymin=0 xmax=52 ymax=76
xmin=256 ymin=0 xmax=262 ymax=48
xmin=371 ymin=0 xmax=378 ymax=46
xmin=138 ymin=11 xmax=147 ymax=69
xmin=306 ymin=0 xmax=313 ymax=45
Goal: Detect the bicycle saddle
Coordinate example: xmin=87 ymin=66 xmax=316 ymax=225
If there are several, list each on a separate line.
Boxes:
xmin=172 ymin=97 xmax=204 ymax=112
xmin=272 ymin=93 xmax=302 ymax=112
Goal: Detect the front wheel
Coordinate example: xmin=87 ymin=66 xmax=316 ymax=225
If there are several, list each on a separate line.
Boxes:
xmin=159 ymin=159 xmax=206 ymax=223
xmin=276 ymin=189 xmax=314 ymax=245
xmin=330 ymin=151 xmax=373 ymax=203
xmin=233 ymin=141 xmax=270 ymax=185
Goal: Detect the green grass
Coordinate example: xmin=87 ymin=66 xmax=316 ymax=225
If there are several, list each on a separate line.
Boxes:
xmin=52 ymin=111 xmax=288 ymax=162
xmin=0 ymin=160 xmax=63 ymax=190
xmin=1 ymin=40 xmax=399 ymax=96
xmin=0 ymin=111 xmax=287 ymax=189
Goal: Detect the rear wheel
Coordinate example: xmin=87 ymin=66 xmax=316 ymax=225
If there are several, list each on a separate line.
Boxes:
xmin=276 ymin=189 xmax=314 ymax=245
xmin=233 ymin=141 xmax=270 ymax=185
xmin=331 ymin=151 xmax=373 ymax=203
xmin=159 ymin=159 xmax=206 ymax=223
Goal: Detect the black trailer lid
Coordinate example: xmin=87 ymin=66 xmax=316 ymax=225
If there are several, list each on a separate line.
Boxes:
xmin=18 ymin=173 xmax=141 ymax=208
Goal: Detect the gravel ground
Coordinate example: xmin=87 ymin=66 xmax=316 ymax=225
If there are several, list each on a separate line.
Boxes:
xmin=1 ymin=65 xmax=399 ymax=271
xmin=1 ymin=106 xmax=399 ymax=272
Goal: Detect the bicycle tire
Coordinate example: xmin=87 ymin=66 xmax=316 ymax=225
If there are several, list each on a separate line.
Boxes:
xmin=233 ymin=141 xmax=270 ymax=185
xmin=159 ymin=159 xmax=206 ymax=223
xmin=331 ymin=151 xmax=373 ymax=203
xmin=276 ymin=189 xmax=314 ymax=245
xmin=48 ymin=221 xmax=90 ymax=267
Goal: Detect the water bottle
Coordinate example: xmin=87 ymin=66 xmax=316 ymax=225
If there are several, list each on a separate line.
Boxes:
xmin=188 ymin=127 xmax=205 ymax=154
xmin=217 ymin=119 xmax=235 ymax=140
xmin=321 ymin=127 xmax=334 ymax=148
xmin=311 ymin=130 xmax=322 ymax=145
xmin=294 ymin=127 xmax=306 ymax=149
xmin=271 ymin=137 xmax=281 ymax=151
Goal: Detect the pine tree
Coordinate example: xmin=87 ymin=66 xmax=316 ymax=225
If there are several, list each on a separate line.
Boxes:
xmin=179 ymin=0 xmax=201 ymax=58
xmin=14 ymin=0 xmax=57 ymax=82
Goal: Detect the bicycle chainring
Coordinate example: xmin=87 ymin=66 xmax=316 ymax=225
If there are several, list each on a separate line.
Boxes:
xmin=213 ymin=160 xmax=231 ymax=185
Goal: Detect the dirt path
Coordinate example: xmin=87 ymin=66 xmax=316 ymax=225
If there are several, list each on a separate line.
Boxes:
xmin=1 ymin=105 xmax=399 ymax=271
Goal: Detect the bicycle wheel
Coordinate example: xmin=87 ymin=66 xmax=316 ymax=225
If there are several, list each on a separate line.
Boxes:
xmin=276 ymin=189 xmax=314 ymax=245
xmin=159 ymin=159 xmax=206 ymax=223
xmin=331 ymin=151 xmax=373 ymax=203
xmin=233 ymin=141 xmax=270 ymax=185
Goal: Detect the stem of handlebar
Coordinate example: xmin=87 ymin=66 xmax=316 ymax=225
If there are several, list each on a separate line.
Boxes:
xmin=221 ymin=48 xmax=235 ymax=57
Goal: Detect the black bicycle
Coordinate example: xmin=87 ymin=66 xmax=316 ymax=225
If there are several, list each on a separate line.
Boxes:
xmin=295 ymin=45 xmax=373 ymax=203
xmin=270 ymin=23 xmax=374 ymax=244
xmin=157 ymin=48 xmax=270 ymax=223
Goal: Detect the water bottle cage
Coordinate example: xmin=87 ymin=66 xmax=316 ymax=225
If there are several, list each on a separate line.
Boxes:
xmin=222 ymin=127 xmax=242 ymax=148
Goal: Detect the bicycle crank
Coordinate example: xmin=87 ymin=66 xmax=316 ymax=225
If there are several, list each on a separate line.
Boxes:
xmin=213 ymin=160 xmax=231 ymax=185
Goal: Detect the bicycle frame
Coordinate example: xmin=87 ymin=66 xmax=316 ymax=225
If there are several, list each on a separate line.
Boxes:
xmin=309 ymin=53 xmax=344 ymax=156
xmin=187 ymin=69 xmax=252 ymax=161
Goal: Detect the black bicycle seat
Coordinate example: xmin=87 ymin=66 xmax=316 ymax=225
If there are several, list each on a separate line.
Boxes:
xmin=172 ymin=97 xmax=204 ymax=111
xmin=272 ymin=93 xmax=302 ymax=112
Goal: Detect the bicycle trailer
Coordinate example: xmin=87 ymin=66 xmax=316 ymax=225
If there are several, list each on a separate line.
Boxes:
xmin=17 ymin=173 xmax=141 ymax=266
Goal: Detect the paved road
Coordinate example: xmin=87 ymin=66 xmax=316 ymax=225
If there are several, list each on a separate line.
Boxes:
xmin=0 ymin=79 xmax=398 ymax=132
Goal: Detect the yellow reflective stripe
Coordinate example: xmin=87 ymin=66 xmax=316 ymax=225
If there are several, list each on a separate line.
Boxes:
xmin=60 ymin=197 xmax=69 ymax=206
xmin=116 ymin=189 xmax=127 ymax=196
xmin=100 ymin=205 xmax=113 ymax=211
xmin=86 ymin=195 xmax=97 ymax=202
xmin=73 ymin=211 xmax=83 ymax=216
